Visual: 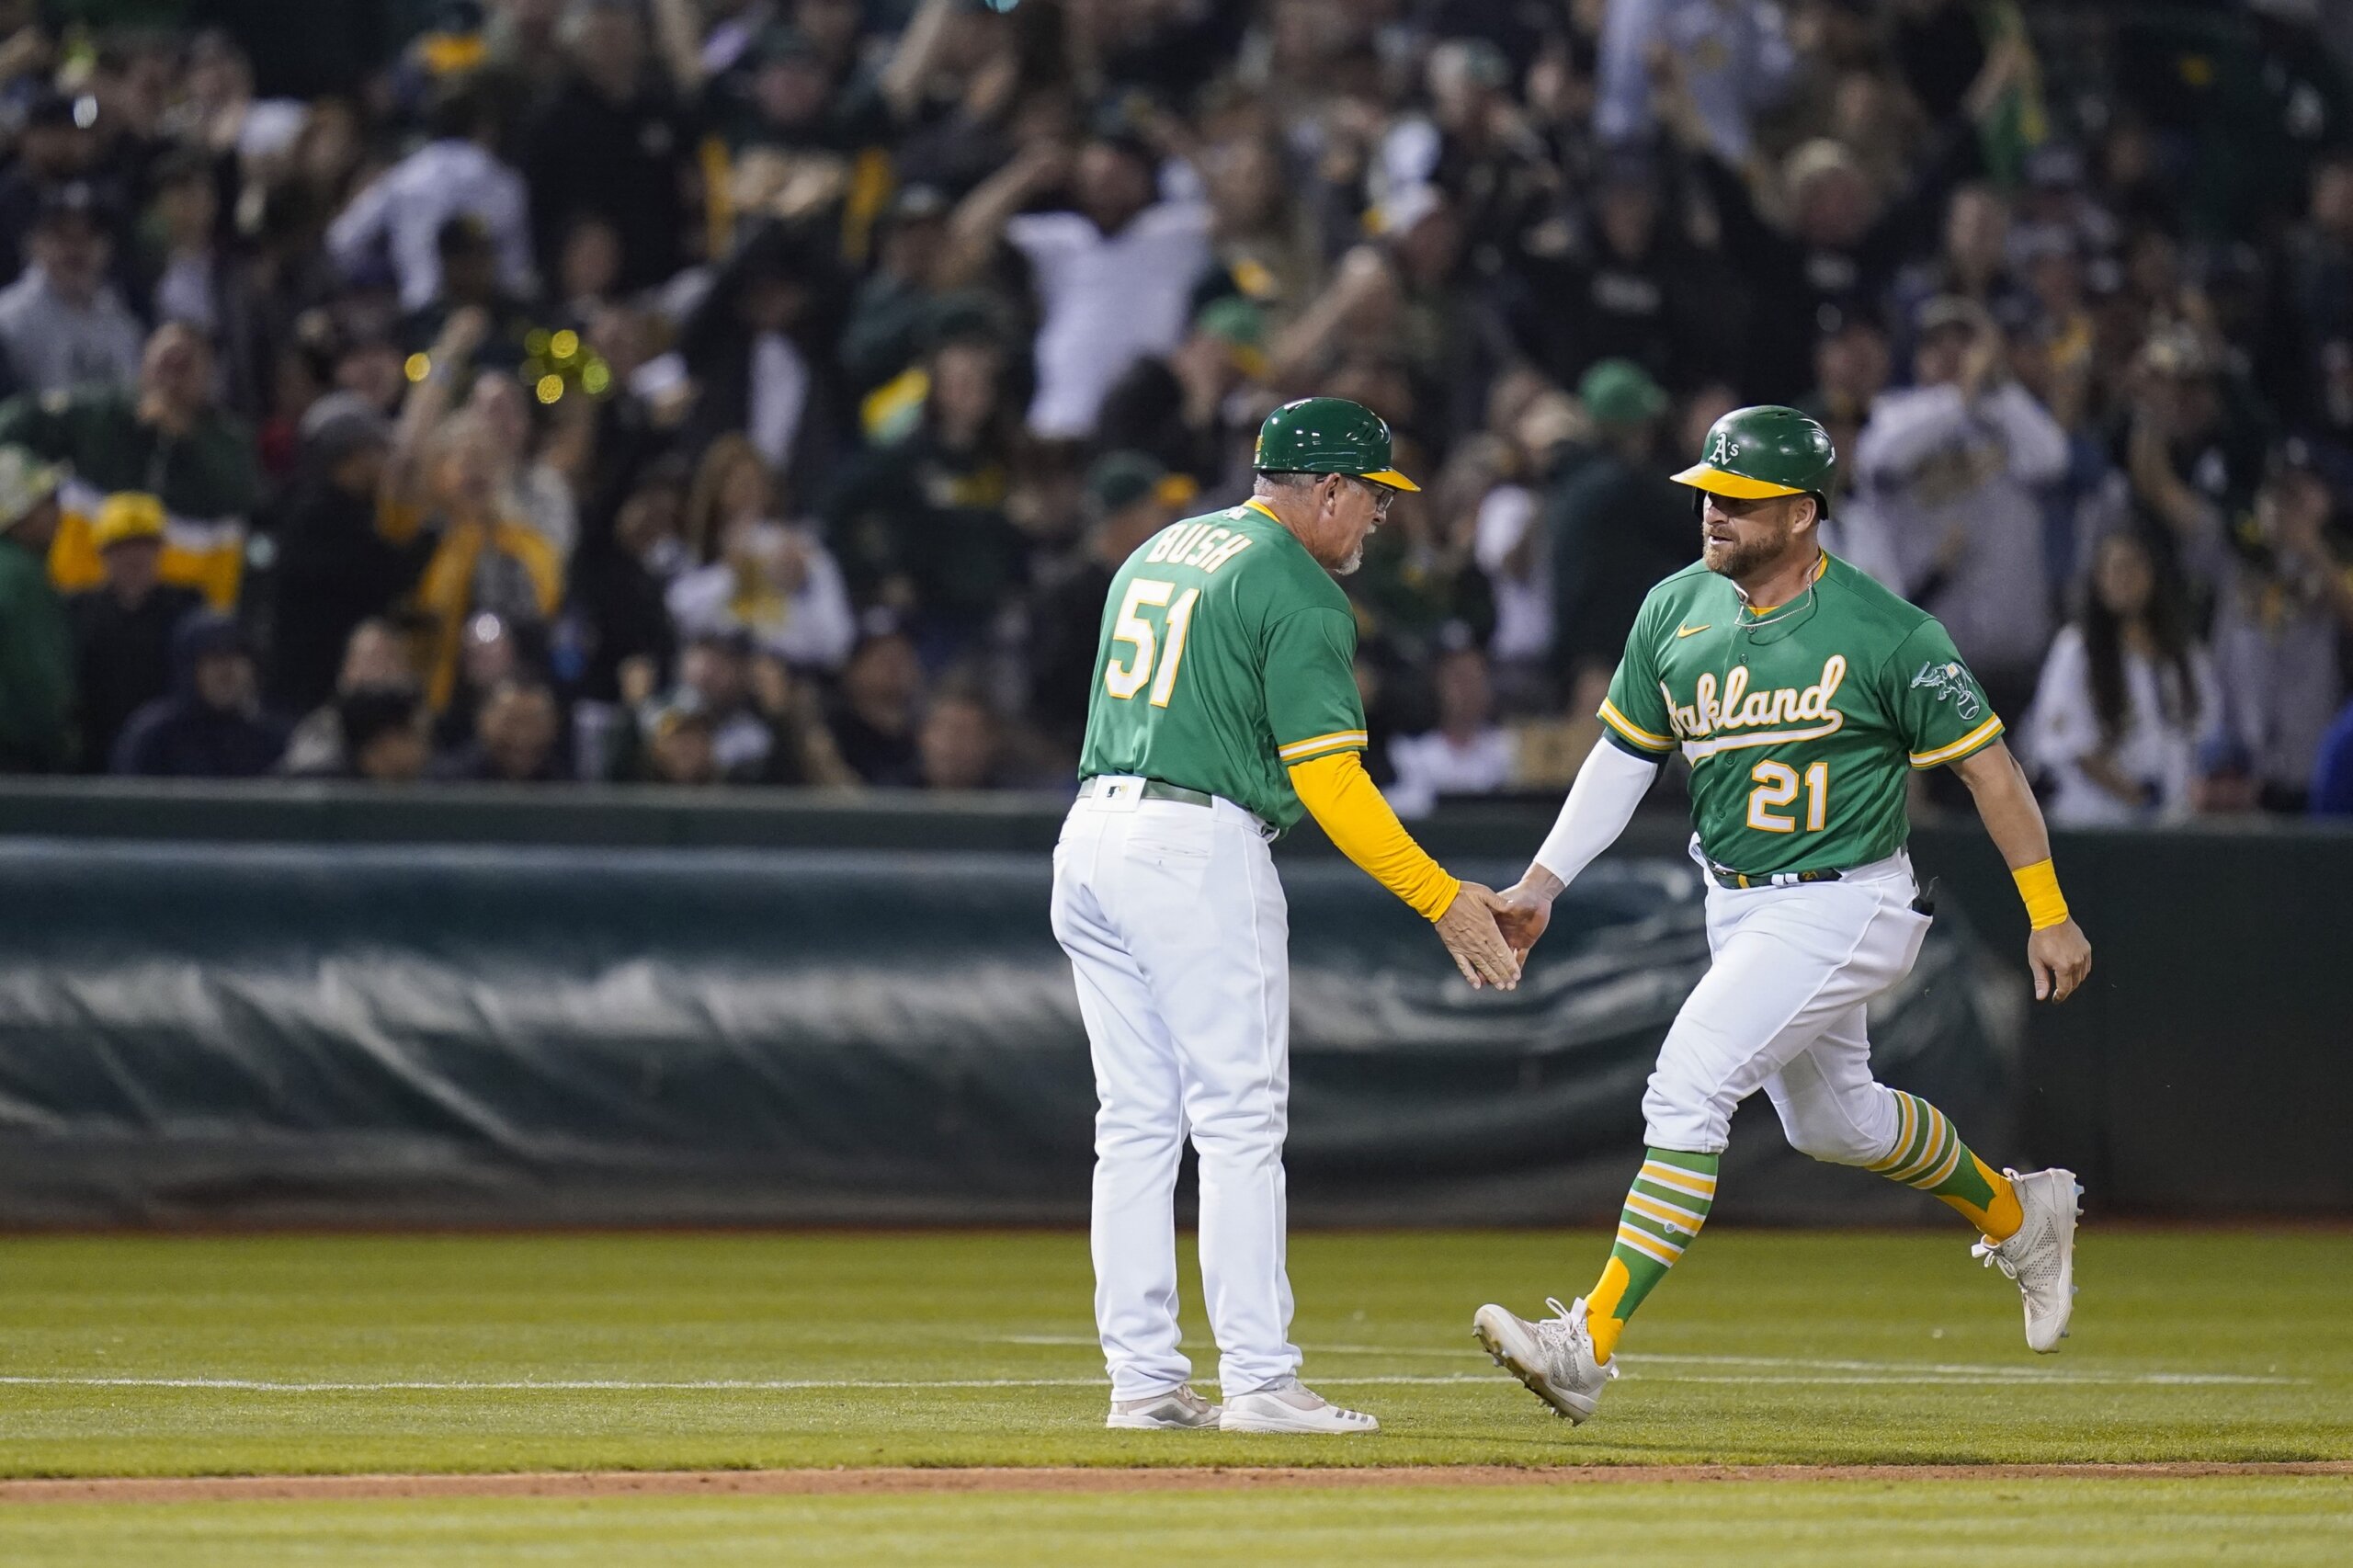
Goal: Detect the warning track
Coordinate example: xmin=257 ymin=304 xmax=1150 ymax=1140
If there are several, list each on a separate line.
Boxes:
xmin=4 ymin=1462 xmax=2347 ymax=1504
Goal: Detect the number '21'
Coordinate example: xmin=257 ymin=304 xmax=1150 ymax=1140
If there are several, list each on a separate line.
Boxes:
xmin=1748 ymin=759 xmax=1829 ymax=833
xmin=1103 ymin=578 xmax=1200 ymax=708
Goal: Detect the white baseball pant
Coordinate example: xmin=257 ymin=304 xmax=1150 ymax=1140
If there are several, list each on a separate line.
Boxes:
xmin=1643 ymin=846 xmax=1933 ymax=1167
xmin=1051 ymin=779 xmax=1302 ymax=1402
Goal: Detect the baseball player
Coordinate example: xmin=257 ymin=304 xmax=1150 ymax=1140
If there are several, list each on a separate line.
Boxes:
xmin=1472 ymin=405 xmax=2094 ymax=1424
xmin=1054 ymin=398 xmax=1522 ymax=1434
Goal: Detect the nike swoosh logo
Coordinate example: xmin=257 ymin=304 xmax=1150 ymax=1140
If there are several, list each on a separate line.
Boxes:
xmin=1676 ymin=623 xmax=1711 ymax=638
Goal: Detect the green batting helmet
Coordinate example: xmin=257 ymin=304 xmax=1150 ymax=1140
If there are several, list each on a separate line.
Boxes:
xmin=1252 ymin=397 xmax=1420 ymax=492
xmin=1673 ymin=404 xmax=1835 ymax=501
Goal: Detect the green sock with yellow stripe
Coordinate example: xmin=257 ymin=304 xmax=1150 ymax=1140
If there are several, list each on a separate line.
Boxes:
xmin=1583 ymin=1148 xmax=1719 ymax=1364
xmin=1869 ymin=1090 xmax=2023 ymax=1241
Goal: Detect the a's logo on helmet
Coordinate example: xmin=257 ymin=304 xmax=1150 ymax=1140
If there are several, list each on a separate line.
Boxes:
xmin=1711 ymin=430 xmax=1737 ymax=465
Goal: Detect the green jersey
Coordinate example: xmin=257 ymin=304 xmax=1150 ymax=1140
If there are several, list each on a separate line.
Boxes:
xmin=1077 ymin=499 xmax=1366 ymax=832
xmin=1599 ymin=552 xmax=2005 ymax=876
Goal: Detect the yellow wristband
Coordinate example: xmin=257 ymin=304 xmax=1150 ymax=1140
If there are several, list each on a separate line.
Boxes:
xmin=2012 ymin=858 xmax=2069 ymax=931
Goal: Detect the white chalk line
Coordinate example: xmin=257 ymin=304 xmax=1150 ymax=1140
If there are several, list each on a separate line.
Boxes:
xmin=0 ymin=1364 xmax=2301 ymax=1393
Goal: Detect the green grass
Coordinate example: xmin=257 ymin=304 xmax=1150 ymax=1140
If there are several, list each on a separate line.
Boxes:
xmin=0 ymin=1228 xmax=2347 ymax=1477
xmin=2 ymin=1481 xmax=2350 ymax=1567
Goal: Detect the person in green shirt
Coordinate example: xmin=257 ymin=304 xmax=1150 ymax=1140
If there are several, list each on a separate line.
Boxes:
xmin=1057 ymin=397 xmax=1518 ymax=1437
xmin=1470 ymin=405 xmax=2095 ymax=1426
xmin=0 ymin=446 xmax=74 ymax=772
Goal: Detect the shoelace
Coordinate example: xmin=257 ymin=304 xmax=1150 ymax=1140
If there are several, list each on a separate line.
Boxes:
xmin=1535 ymin=1298 xmax=1620 ymax=1382
xmin=1971 ymin=1238 xmax=2018 ymax=1279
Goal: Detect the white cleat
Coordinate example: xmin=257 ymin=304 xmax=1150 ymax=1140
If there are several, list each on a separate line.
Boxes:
xmin=1472 ymin=1297 xmax=1618 ymax=1425
xmin=1106 ymin=1384 xmax=1222 ymax=1430
xmin=1218 ymin=1376 xmax=1379 ymax=1435
xmin=1972 ymin=1167 xmax=2083 ymax=1353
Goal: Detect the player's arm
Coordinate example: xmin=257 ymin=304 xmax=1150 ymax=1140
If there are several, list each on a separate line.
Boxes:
xmin=1948 ymin=739 xmax=2092 ymax=1003
xmin=1266 ymin=608 xmax=1518 ymax=990
xmin=1892 ymin=620 xmax=2092 ymax=1004
xmin=1286 ymin=751 xmax=1518 ymax=991
xmin=1493 ymin=608 xmax=1677 ymax=957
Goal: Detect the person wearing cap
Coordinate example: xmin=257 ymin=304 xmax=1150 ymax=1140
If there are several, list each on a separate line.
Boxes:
xmin=941 ymin=118 xmax=1211 ymax=439
xmin=1025 ymin=450 xmax=1195 ymax=753
xmin=0 ymin=182 xmax=145 ymax=397
xmin=1056 ymin=397 xmax=1518 ymax=1437
xmin=1095 ymin=294 xmax=1268 ymax=488
xmin=0 ymin=444 xmax=73 ymax=772
xmin=1546 ymin=358 xmax=1694 ymax=703
xmin=1472 ymin=403 xmax=2094 ymax=1424
xmin=64 ymin=491 xmax=205 ymax=769
xmin=1854 ymin=293 xmax=2067 ymax=720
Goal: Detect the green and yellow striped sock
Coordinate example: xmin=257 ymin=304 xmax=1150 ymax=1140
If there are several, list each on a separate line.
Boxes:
xmin=1584 ymin=1148 xmax=1719 ymax=1364
xmin=1869 ymin=1090 xmax=2022 ymax=1241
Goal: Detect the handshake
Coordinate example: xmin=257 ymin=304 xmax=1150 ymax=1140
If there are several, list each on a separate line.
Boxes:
xmin=1432 ymin=876 xmax=1556 ymax=991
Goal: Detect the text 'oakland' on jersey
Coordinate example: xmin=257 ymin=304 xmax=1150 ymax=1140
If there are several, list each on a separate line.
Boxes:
xmin=1078 ymin=498 xmax=1367 ymax=833
xmin=1599 ymin=551 xmax=2005 ymax=877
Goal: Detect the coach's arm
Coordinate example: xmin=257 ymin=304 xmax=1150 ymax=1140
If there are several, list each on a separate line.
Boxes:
xmin=1948 ymin=739 xmax=2094 ymax=1003
xmin=1288 ymin=751 xmax=1521 ymax=991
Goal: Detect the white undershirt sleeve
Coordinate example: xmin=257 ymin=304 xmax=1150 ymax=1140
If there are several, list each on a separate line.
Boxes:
xmin=1532 ymin=742 xmax=1662 ymax=888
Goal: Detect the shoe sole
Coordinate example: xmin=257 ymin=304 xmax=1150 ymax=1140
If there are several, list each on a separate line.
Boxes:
xmin=2026 ymin=1173 xmax=2083 ymax=1354
xmin=1106 ymin=1412 xmax=1222 ymax=1430
xmin=1472 ymin=1304 xmax=1597 ymax=1425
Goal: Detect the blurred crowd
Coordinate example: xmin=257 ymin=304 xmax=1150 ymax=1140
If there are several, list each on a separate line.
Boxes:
xmin=0 ymin=0 xmax=2351 ymax=821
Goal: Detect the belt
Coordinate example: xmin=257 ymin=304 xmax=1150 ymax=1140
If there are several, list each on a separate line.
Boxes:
xmin=1706 ymin=860 xmax=1844 ymax=891
xmin=1085 ymin=776 xmax=1214 ymax=808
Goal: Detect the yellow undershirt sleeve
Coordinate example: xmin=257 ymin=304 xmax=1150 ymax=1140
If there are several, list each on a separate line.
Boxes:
xmin=1288 ymin=750 xmax=1462 ymax=922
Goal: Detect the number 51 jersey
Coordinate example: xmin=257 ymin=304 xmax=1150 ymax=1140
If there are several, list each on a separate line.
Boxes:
xmin=1598 ymin=552 xmax=2006 ymax=877
xmin=1078 ymin=499 xmax=1366 ymax=835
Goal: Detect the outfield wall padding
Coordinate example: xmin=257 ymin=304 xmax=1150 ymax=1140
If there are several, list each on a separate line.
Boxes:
xmin=0 ymin=839 xmax=2014 ymax=1228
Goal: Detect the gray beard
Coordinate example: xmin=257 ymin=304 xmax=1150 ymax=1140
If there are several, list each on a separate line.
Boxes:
xmin=1335 ymin=546 xmax=1364 ymax=576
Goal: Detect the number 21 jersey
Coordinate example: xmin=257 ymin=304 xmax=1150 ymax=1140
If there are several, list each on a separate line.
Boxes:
xmin=1598 ymin=552 xmax=2006 ymax=875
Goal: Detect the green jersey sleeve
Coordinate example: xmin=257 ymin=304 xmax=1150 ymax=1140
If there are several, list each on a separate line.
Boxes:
xmin=1598 ymin=599 xmax=1677 ymax=759
xmin=1263 ymin=607 xmax=1368 ymax=767
xmin=1889 ymin=620 xmax=2006 ymax=769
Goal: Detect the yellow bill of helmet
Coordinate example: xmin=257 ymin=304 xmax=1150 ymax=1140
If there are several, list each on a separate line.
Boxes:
xmin=1361 ymin=468 xmax=1421 ymax=493
xmin=1670 ymin=461 xmax=1806 ymax=499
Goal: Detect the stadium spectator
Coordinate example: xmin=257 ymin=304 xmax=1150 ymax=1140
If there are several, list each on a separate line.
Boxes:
xmin=267 ymin=393 xmax=422 ymax=716
xmin=824 ymin=324 xmax=1027 ymax=651
xmin=667 ymin=434 xmax=855 ymax=670
xmin=432 ymin=676 xmax=563 ymax=782
xmin=915 ymin=687 xmax=1001 ymax=791
xmin=110 ymin=611 xmax=288 ymax=778
xmin=64 ymin=492 xmax=205 ymax=771
xmin=828 ymin=625 xmax=923 ymax=787
xmin=2023 ymin=530 xmax=2220 ymax=825
xmin=944 ymin=126 xmax=1211 ymax=439
xmin=280 ymin=618 xmax=417 ymax=778
xmin=1596 ymin=0 xmax=1796 ymax=162
xmin=520 ymin=0 xmax=698 ymax=294
xmin=1388 ymin=642 xmax=1513 ymax=820
xmin=0 ymin=182 xmax=144 ymax=397
xmin=634 ymin=687 xmax=721 ymax=786
xmin=325 ymin=78 xmax=533 ymax=313
xmin=1855 ymin=296 xmax=2067 ymax=722
xmin=1546 ymin=359 xmax=1691 ymax=710
xmin=0 ymin=445 xmax=71 ymax=772
xmin=0 ymin=322 xmax=260 ymax=609
xmin=337 ymin=685 xmax=431 ymax=783
xmin=1023 ymin=451 xmax=1189 ymax=757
